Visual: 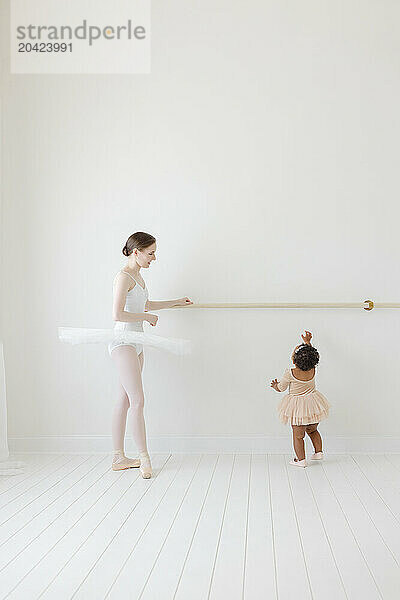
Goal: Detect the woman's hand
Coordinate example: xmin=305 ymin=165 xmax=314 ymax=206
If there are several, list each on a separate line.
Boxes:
xmin=270 ymin=378 xmax=280 ymax=391
xmin=145 ymin=313 xmax=158 ymax=327
xmin=301 ymin=330 xmax=312 ymax=345
xmin=175 ymin=297 xmax=193 ymax=307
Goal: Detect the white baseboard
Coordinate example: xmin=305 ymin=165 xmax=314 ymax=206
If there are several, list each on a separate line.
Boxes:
xmin=8 ymin=434 xmax=400 ymax=454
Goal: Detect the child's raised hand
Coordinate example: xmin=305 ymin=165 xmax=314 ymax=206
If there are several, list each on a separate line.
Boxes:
xmin=270 ymin=378 xmax=280 ymax=391
xmin=301 ymin=330 xmax=312 ymax=345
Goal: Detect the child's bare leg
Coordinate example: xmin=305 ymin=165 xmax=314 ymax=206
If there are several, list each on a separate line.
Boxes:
xmin=305 ymin=423 xmax=322 ymax=453
xmin=291 ymin=425 xmax=306 ymax=460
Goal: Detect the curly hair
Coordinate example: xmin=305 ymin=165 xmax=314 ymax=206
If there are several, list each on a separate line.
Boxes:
xmin=293 ymin=344 xmax=320 ymax=371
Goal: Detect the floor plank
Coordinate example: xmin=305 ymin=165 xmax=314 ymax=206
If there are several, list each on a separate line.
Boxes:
xmin=243 ymin=454 xmax=277 ymax=599
xmin=268 ymin=454 xmax=312 ymax=600
xmin=208 ymin=454 xmax=251 ymax=600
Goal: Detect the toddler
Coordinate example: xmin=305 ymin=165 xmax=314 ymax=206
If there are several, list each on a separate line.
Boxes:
xmin=271 ymin=331 xmax=330 ymax=467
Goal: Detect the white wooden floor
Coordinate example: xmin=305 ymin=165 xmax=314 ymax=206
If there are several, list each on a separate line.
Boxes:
xmin=1 ymin=453 xmax=400 ymax=599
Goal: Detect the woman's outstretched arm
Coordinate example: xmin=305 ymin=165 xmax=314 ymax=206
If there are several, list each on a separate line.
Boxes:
xmin=145 ymin=297 xmax=192 ymax=311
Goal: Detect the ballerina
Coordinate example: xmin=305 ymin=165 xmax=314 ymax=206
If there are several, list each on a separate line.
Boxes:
xmin=58 ymin=231 xmax=192 ymax=478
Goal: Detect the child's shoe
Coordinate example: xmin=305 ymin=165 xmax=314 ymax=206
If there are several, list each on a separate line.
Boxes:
xmin=289 ymin=457 xmax=307 ymax=468
xmin=112 ymin=450 xmax=140 ymax=471
xmin=310 ymin=452 xmax=324 ymax=461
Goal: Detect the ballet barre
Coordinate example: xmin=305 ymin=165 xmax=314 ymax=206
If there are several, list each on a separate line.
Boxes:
xmin=173 ymin=300 xmax=400 ymax=311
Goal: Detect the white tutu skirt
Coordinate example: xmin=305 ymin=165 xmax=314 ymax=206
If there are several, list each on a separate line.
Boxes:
xmin=58 ymin=327 xmax=191 ymax=356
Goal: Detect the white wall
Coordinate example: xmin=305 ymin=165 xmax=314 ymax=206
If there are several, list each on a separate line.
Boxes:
xmin=2 ymin=0 xmax=400 ymax=452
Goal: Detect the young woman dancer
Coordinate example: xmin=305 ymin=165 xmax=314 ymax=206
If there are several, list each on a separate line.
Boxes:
xmin=59 ymin=232 xmax=192 ymax=478
xmin=109 ymin=232 xmax=192 ymax=478
xmin=270 ymin=331 xmax=330 ymax=467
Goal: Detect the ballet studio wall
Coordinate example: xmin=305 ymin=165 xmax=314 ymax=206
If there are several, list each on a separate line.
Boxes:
xmin=1 ymin=0 xmax=400 ymax=454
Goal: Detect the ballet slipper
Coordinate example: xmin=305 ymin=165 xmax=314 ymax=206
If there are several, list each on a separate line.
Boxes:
xmin=139 ymin=451 xmax=152 ymax=479
xmin=310 ymin=452 xmax=324 ymax=460
xmin=112 ymin=450 xmax=140 ymax=471
xmin=289 ymin=457 xmax=307 ymax=468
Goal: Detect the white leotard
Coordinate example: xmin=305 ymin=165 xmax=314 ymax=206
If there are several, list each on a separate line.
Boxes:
xmin=108 ymin=271 xmax=149 ymax=356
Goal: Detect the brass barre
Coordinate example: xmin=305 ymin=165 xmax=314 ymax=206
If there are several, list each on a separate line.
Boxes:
xmin=170 ymin=300 xmax=400 ymax=311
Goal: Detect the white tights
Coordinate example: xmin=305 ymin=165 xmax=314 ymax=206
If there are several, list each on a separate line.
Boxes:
xmin=111 ymin=346 xmax=148 ymax=455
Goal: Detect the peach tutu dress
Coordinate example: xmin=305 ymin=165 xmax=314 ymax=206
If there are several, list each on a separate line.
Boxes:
xmin=277 ymin=367 xmax=330 ymax=425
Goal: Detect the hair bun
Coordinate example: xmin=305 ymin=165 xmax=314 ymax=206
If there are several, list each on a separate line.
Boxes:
xmin=122 ymin=232 xmax=156 ymax=258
